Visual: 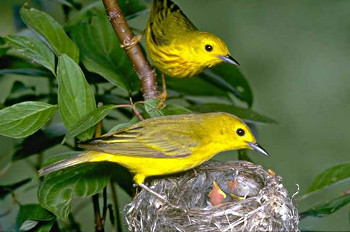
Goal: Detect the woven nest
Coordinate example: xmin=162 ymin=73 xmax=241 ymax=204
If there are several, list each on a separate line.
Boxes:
xmin=125 ymin=161 xmax=299 ymax=232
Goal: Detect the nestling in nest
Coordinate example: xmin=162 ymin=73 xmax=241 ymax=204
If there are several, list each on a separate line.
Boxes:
xmin=125 ymin=161 xmax=299 ymax=232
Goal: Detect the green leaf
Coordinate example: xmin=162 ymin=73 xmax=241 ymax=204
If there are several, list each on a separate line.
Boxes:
xmin=57 ymin=54 xmax=96 ymax=141
xmin=20 ymin=4 xmax=79 ymax=63
xmin=189 ymin=103 xmax=276 ymax=124
xmin=300 ymin=192 xmax=350 ymax=218
xmin=55 ymin=0 xmax=74 ymax=8
xmin=4 ymin=94 xmax=50 ymax=109
xmin=200 ymin=63 xmax=253 ymax=106
xmin=119 ymin=0 xmax=148 ymax=19
xmin=0 ymin=47 xmax=9 ymax=57
xmin=160 ymin=103 xmax=192 ymax=115
xmin=144 ymin=99 xmax=162 ymax=118
xmin=16 ymin=204 xmax=55 ymax=231
xmin=0 ymin=178 xmax=31 ymax=200
xmin=4 ymin=35 xmax=55 ymax=74
xmin=20 ymin=220 xmax=39 ymax=231
xmin=12 ymin=123 xmax=66 ymax=162
xmin=166 ymin=75 xmax=227 ymax=96
xmin=307 ymin=162 xmax=350 ymax=194
xmin=0 ymin=101 xmax=57 ymax=138
xmin=0 ymin=37 xmax=9 ymax=57
xmin=67 ymin=1 xmax=147 ymax=28
xmin=108 ymin=116 xmax=140 ymax=133
xmin=0 ymin=37 xmax=5 ymax=45
xmin=63 ymin=105 xmax=115 ymax=142
xmin=70 ymin=6 xmax=140 ymax=92
xmin=144 ymin=100 xmax=192 ymax=118
xmin=0 ymin=68 xmax=51 ymax=77
xmin=42 ymin=152 xmax=81 ymax=167
xmin=38 ymin=154 xmax=111 ymax=219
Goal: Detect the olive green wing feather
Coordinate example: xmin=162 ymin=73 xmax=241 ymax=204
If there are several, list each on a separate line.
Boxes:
xmin=149 ymin=0 xmax=198 ymax=46
xmin=79 ymin=119 xmax=201 ymax=158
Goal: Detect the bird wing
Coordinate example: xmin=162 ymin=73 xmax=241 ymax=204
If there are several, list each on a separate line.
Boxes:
xmin=78 ymin=118 xmax=201 ymax=158
xmin=149 ymin=0 xmax=198 ymax=46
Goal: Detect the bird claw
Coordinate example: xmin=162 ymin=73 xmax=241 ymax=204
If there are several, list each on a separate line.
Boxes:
xmin=156 ymin=73 xmax=167 ymax=109
xmin=156 ymin=93 xmax=167 ymax=109
xmin=139 ymin=183 xmax=178 ymax=208
xmin=121 ymin=34 xmax=143 ymax=50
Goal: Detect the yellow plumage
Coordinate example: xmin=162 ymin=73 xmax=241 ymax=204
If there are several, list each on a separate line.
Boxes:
xmin=39 ymin=113 xmax=268 ymax=185
xmin=145 ymin=0 xmax=239 ymax=78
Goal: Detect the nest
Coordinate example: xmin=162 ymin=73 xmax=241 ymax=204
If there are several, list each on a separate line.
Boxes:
xmin=125 ymin=161 xmax=299 ymax=232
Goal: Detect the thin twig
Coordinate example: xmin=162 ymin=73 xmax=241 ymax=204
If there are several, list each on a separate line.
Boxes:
xmin=102 ymin=0 xmax=159 ymax=100
xmin=107 ymin=204 xmax=116 ymax=229
xmin=115 ymin=101 xmax=144 ymax=121
xmin=102 ymin=187 xmax=107 ymax=225
xmin=92 ymin=194 xmax=104 ymax=232
xmin=92 ymin=103 xmax=104 ymax=232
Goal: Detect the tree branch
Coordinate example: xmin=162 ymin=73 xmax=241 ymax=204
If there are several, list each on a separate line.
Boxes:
xmin=102 ymin=0 xmax=158 ymax=100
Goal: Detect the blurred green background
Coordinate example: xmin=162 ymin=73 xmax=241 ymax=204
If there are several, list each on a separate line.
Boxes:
xmin=0 ymin=0 xmax=349 ymax=231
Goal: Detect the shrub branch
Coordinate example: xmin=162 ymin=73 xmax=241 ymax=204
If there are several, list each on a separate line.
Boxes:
xmin=102 ymin=0 xmax=159 ymax=100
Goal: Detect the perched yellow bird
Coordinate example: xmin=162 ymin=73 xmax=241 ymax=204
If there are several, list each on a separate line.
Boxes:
xmin=145 ymin=0 xmax=239 ymax=78
xmin=39 ymin=113 xmax=268 ymax=190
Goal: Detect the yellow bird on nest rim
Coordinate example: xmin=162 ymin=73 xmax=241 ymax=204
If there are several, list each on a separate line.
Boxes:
xmin=39 ymin=113 xmax=268 ymax=201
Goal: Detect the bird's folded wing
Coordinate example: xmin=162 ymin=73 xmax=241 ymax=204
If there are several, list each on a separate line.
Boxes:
xmin=78 ymin=124 xmax=199 ymax=158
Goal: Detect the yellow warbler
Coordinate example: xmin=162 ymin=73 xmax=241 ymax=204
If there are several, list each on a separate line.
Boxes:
xmin=145 ymin=0 xmax=239 ymax=78
xmin=39 ymin=113 xmax=268 ymax=187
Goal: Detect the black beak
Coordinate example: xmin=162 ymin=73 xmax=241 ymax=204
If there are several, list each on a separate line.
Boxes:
xmin=218 ymin=54 xmax=240 ymax=66
xmin=247 ymin=142 xmax=269 ymax=156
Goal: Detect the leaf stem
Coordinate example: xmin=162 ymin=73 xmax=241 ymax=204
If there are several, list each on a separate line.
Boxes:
xmin=101 ymin=0 xmax=159 ymax=100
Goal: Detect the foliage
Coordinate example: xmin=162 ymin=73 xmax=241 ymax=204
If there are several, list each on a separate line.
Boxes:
xmin=0 ymin=0 xmax=347 ymax=231
xmin=38 ymin=153 xmax=112 ymax=219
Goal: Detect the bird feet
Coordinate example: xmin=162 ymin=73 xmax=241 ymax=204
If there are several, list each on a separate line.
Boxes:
xmin=156 ymin=73 xmax=167 ymax=109
xmin=156 ymin=92 xmax=167 ymax=109
xmin=139 ymin=183 xmax=178 ymax=208
xmin=121 ymin=34 xmax=143 ymax=50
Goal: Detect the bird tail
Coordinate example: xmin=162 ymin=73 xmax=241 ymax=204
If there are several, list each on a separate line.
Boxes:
xmin=38 ymin=151 xmax=93 ymax=176
xmin=150 ymin=0 xmax=161 ymax=22
xmin=151 ymin=0 xmax=164 ymax=13
xmin=151 ymin=0 xmax=178 ymax=20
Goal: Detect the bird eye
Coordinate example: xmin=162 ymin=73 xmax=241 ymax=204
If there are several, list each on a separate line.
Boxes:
xmin=205 ymin=44 xmax=213 ymax=52
xmin=236 ymin=128 xmax=245 ymax=136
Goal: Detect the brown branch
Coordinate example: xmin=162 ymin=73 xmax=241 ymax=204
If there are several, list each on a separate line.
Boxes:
xmin=92 ymin=194 xmax=104 ymax=232
xmin=102 ymin=187 xmax=108 ymax=225
xmin=102 ymin=0 xmax=158 ymax=100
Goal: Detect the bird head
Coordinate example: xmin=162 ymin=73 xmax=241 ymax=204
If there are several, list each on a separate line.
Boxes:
xmin=192 ymin=32 xmax=239 ymax=68
xmin=211 ymin=113 xmax=269 ymax=156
